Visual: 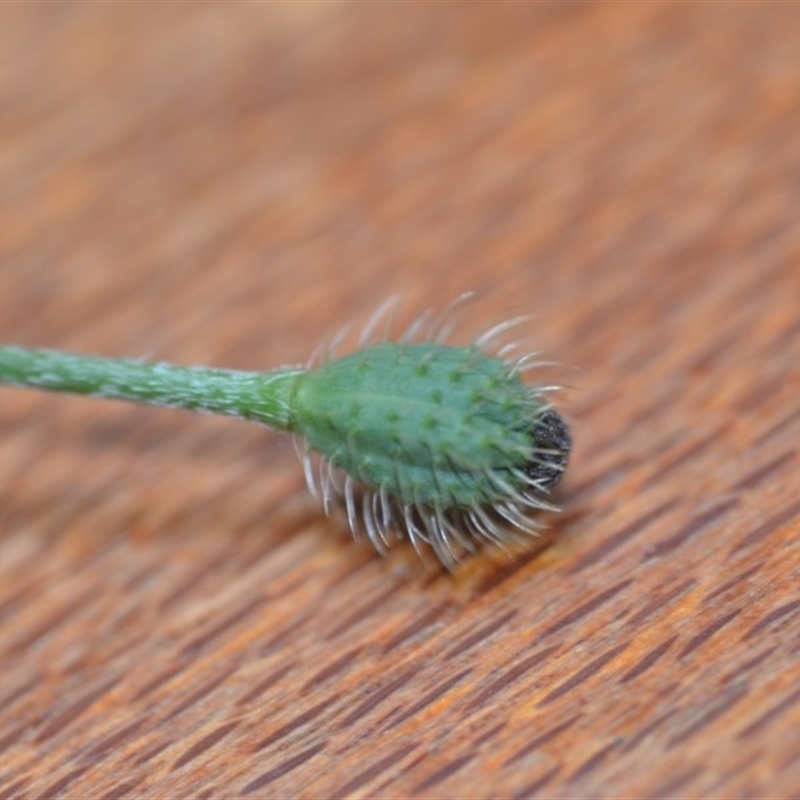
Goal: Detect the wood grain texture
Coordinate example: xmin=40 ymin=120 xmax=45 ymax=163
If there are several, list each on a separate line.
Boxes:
xmin=2 ymin=4 xmax=800 ymax=798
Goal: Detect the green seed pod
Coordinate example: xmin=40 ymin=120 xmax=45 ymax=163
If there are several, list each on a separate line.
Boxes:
xmin=292 ymin=303 xmax=571 ymax=568
xmin=0 ymin=295 xmax=571 ymax=569
xmin=294 ymin=342 xmax=540 ymax=506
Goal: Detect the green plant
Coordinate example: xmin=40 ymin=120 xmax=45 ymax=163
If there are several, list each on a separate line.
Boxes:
xmin=0 ymin=297 xmax=570 ymax=568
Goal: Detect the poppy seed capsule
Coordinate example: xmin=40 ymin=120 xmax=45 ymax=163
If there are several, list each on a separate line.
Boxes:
xmin=290 ymin=342 xmax=570 ymax=511
xmin=0 ymin=300 xmax=571 ymax=568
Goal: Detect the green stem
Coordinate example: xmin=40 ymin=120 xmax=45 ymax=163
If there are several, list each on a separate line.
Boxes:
xmin=0 ymin=346 xmax=303 ymax=432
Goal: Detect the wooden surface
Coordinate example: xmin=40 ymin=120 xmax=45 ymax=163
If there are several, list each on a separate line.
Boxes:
xmin=2 ymin=5 xmax=800 ymax=798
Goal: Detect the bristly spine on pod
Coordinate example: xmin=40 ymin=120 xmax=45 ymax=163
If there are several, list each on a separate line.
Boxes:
xmin=291 ymin=293 xmax=571 ymax=569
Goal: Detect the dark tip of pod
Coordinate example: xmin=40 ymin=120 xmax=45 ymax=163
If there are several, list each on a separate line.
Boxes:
xmin=525 ymin=408 xmax=571 ymax=491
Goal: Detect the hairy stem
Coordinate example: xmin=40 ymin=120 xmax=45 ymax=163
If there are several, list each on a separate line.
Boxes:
xmin=0 ymin=346 xmax=303 ymax=431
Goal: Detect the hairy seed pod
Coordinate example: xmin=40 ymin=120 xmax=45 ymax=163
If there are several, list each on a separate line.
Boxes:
xmin=0 ymin=295 xmax=571 ymax=569
xmin=292 ymin=299 xmax=572 ymax=568
xmin=294 ymin=342 xmax=554 ymax=507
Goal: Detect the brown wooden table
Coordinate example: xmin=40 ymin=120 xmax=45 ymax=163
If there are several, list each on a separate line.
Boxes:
xmin=2 ymin=5 xmax=800 ymax=798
